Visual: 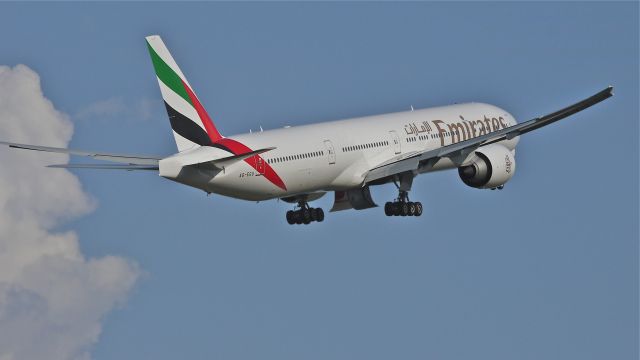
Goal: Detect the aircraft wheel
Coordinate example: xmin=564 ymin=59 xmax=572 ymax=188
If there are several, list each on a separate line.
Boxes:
xmin=384 ymin=202 xmax=393 ymax=216
xmin=415 ymin=202 xmax=423 ymax=217
xmin=316 ymin=208 xmax=325 ymax=222
xmin=295 ymin=210 xmax=303 ymax=224
xmin=309 ymin=207 xmax=317 ymax=221
xmin=400 ymin=202 xmax=409 ymax=216
xmin=286 ymin=210 xmax=295 ymax=225
xmin=393 ymin=203 xmax=401 ymax=216
xmin=302 ymin=208 xmax=312 ymax=224
xmin=408 ymin=202 xmax=416 ymax=216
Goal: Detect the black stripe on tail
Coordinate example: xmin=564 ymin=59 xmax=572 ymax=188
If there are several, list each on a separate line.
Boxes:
xmin=163 ymin=101 xmax=213 ymax=146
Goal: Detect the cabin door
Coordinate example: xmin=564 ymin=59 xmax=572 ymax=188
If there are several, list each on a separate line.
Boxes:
xmin=389 ymin=130 xmax=401 ymax=154
xmin=323 ymin=140 xmax=336 ymax=165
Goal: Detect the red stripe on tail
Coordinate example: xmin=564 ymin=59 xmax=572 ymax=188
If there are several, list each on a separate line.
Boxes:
xmin=181 ymin=79 xmax=223 ymax=142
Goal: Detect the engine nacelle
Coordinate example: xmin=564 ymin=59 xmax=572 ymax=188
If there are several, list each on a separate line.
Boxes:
xmin=458 ymin=144 xmax=515 ymax=189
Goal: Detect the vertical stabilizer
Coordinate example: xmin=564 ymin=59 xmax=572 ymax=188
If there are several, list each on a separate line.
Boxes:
xmin=145 ymin=35 xmax=223 ymax=151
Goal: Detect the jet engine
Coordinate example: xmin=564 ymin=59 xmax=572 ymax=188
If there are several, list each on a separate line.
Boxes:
xmin=458 ymin=144 xmax=516 ymax=189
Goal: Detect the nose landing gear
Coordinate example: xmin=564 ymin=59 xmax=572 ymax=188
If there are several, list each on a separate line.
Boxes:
xmin=384 ymin=190 xmax=423 ymax=217
xmin=286 ymin=200 xmax=324 ymax=225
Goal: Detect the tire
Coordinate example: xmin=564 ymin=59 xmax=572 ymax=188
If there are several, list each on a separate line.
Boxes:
xmin=309 ymin=208 xmax=317 ymax=221
xmin=401 ymin=202 xmax=409 ymax=216
xmin=294 ymin=211 xmax=303 ymax=224
xmin=302 ymin=208 xmax=312 ymax=223
xmin=393 ymin=203 xmax=401 ymax=216
xmin=408 ymin=202 xmax=416 ymax=216
xmin=415 ymin=202 xmax=423 ymax=217
xmin=384 ymin=202 xmax=393 ymax=216
xmin=286 ymin=210 xmax=295 ymax=225
xmin=316 ymin=208 xmax=325 ymax=222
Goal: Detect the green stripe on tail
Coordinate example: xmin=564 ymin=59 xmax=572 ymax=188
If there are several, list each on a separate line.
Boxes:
xmin=146 ymin=41 xmax=192 ymax=106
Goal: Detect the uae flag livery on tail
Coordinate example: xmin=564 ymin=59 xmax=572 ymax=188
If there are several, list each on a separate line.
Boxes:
xmin=146 ymin=35 xmax=222 ymax=151
xmin=145 ymin=35 xmax=287 ymax=190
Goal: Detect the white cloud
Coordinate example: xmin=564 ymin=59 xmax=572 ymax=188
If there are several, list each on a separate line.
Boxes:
xmin=74 ymin=97 xmax=126 ymax=119
xmin=75 ymin=96 xmax=159 ymax=121
xmin=0 ymin=65 xmax=140 ymax=360
xmin=135 ymin=98 xmax=158 ymax=121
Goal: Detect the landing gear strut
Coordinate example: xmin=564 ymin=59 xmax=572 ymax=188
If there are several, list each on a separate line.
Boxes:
xmin=286 ymin=200 xmax=324 ymax=225
xmin=384 ymin=173 xmax=423 ymax=217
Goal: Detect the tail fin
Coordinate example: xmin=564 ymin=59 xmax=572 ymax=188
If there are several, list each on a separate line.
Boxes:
xmin=145 ymin=35 xmax=223 ymax=152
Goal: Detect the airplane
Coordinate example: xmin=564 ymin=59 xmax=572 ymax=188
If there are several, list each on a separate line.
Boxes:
xmin=1 ymin=35 xmax=613 ymax=225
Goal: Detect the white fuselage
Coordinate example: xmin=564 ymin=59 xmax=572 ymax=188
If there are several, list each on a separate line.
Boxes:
xmin=161 ymin=102 xmax=519 ymax=201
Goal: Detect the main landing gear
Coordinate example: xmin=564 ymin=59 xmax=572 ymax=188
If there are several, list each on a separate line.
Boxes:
xmin=384 ymin=173 xmax=422 ymax=217
xmin=384 ymin=190 xmax=423 ymax=217
xmin=286 ymin=200 xmax=324 ymax=225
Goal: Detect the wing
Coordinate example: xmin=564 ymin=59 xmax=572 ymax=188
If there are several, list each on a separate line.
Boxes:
xmin=365 ymin=86 xmax=613 ymax=183
xmin=0 ymin=141 xmax=161 ymax=169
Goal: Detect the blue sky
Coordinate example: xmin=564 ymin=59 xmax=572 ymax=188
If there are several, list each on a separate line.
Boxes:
xmin=0 ymin=2 xmax=637 ymax=359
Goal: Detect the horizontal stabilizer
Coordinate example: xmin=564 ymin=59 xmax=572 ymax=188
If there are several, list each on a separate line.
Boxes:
xmin=48 ymin=164 xmax=159 ymax=170
xmin=208 ymin=147 xmax=275 ymax=168
xmin=182 ymin=146 xmax=276 ymax=169
xmin=0 ymin=141 xmax=161 ymax=166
